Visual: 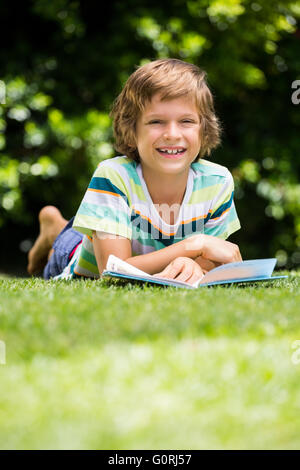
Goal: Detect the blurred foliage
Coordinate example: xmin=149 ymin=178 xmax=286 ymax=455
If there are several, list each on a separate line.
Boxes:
xmin=0 ymin=0 xmax=299 ymax=269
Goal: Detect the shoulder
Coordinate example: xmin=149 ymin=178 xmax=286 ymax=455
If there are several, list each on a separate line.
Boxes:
xmin=90 ymin=155 xmax=134 ymax=184
xmin=92 ymin=155 xmax=141 ymax=187
xmin=88 ymin=156 xmax=142 ymax=205
xmin=188 ymin=159 xmax=234 ymax=205
xmin=94 ymin=155 xmax=136 ymax=176
xmin=191 ymin=158 xmax=232 ymax=180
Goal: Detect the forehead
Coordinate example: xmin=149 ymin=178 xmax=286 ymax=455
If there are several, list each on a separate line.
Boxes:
xmin=142 ymin=93 xmax=199 ymax=116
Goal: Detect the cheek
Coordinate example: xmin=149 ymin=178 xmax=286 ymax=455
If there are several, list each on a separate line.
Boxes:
xmin=192 ymin=128 xmax=201 ymax=144
xmin=141 ymin=130 xmax=161 ymax=145
xmin=185 ymin=129 xmax=201 ymax=144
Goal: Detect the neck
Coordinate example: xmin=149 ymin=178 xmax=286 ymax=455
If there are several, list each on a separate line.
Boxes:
xmin=141 ymin=164 xmax=189 ymax=206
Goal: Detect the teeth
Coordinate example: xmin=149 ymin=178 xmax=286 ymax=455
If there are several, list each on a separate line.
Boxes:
xmin=158 ymin=149 xmax=184 ymax=154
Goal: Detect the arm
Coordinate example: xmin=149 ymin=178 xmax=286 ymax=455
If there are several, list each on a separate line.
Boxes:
xmin=92 ymin=231 xmax=205 ymax=275
xmin=92 ymin=231 xmax=242 ymax=276
xmin=153 ymin=237 xmax=242 ymax=284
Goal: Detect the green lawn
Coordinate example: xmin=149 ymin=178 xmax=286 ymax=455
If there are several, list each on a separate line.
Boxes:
xmin=0 ymin=272 xmax=299 ymax=449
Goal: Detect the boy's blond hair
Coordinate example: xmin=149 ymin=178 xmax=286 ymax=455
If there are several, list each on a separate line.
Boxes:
xmin=110 ymin=58 xmax=221 ymax=162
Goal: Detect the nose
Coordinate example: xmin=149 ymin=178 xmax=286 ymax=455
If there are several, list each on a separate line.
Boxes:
xmin=163 ymin=121 xmax=181 ymax=140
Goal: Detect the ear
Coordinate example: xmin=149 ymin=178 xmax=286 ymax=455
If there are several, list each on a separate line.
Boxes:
xmin=126 ymin=125 xmax=137 ymax=149
xmin=127 ymin=136 xmax=137 ymax=149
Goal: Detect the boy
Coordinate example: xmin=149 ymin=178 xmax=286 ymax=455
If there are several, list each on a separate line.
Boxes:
xmin=27 ymin=58 xmax=242 ymax=285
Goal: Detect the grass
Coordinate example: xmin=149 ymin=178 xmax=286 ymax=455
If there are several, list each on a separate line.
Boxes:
xmin=0 ymin=271 xmax=299 ymax=449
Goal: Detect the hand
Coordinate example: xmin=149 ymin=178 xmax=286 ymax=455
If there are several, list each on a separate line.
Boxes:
xmin=153 ymin=257 xmax=204 ymax=285
xmin=185 ymin=234 xmax=242 ymax=264
xmin=194 ymin=255 xmax=222 ymax=274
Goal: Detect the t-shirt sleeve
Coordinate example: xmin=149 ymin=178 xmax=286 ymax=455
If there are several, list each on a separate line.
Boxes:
xmin=72 ymin=163 xmax=132 ymax=239
xmin=204 ymin=170 xmax=241 ymax=239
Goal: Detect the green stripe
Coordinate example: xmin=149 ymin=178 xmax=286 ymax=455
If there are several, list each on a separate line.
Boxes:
xmin=188 ymin=183 xmax=223 ymax=204
xmin=118 ymin=158 xmax=147 ymax=201
xmin=77 ymin=256 xmax=99 ymax=275
xmin=192 ymin=159 xmax=229 ymax=176
xmin=73 ymin=214 xmax=132 ymax=238
xmin=118 ymin=157 xmax=154 ymax=203
xmin=119 ymin=157 xmax=141 ymax=186
xmin=228 ymin=205 xmax=239 ymax=222
xmin=80 ymin=245 xmax=98 ymax=266
xmin=131 ymin=180 xmax=147 ymax=202
xmin=94 ymin=164 xmax=133 ymax=206
xmin=78 ymin=202 xmax=131 ymax=226
xmin=132 ymin=228 xmax=169 ymax=248
xmin=227 ymin=218 xmax=241 ymax=235
xmin=214 ymin=185 xmax=234 ymax=209
xmin=204 ymin=218 xmax=241 ymax=239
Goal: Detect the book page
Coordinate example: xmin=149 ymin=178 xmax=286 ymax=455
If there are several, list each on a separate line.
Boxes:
xmin=198 ymin=258 xmax=277 ymax=285
xmin=105 ymin=255 xmax=198 ymax=287
xmin=105 ymin=255 xmax=150 ymax=276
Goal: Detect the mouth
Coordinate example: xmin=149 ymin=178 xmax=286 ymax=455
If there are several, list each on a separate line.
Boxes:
xmin=156 ymin=147 xmax=186 ymax=158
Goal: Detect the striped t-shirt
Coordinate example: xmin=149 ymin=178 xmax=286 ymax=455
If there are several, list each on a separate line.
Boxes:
xmin=54 ymin=155 xmax=241 ymax=279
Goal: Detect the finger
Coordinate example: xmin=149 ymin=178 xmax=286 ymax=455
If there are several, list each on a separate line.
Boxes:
xmin=174 ymin=267 xmax=194 ymax=282
xmin=153 ymin=264 xmax=173 ymax=277
xmin=195 ymin=256 xmax=220 ymax=272
xmin=167 ymin=266 xmax=184 ymax=279
xmin=176 ymin=263 xmax=204 ymax=283
xmin=185 ymin=269 xmax=204 ymax=285
xmin=231 ymin=244 xmax=242 ymax=262
xmin=153 ymin=271 xmax=174 ymax=279
xmin=153 ymin=263 xmax=182 ymax=279
xmin=234 ymin=251 xmax=242 ymax=262
xmin=161 ymin=259 xmax=188 ymax=279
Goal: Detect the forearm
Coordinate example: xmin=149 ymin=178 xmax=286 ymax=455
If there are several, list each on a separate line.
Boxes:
xmin=93 ymin=231 xmax=241 ymax=276
xmin=125 ymin=235 xmax=203 ymax=275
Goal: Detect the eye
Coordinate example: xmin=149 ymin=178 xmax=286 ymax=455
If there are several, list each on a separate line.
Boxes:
xmin=148 ymin=120 xmax=163 ymax=124
xmin=181 ymin=119 xmax=196 ymax=124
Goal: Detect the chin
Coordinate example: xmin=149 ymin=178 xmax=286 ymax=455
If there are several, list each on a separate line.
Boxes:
xmin=160 ymin=164 xmax=188 ymax=175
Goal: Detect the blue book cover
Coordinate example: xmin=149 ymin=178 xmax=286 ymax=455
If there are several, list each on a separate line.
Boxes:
xmin=102 ymin=256 xmax=288 ymax=289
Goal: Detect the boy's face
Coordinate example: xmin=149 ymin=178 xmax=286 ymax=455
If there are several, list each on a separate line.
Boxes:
xmin=135 ymin=93 xmax=201 ymax=178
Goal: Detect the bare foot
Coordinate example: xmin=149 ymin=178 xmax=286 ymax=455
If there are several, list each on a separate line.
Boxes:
xmin=27 ymin=206 xmax=68 ymax=275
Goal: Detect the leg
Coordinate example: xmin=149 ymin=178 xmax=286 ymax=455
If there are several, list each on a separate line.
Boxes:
xmin=47 ymin=248 xmax=55 ymax=261
xmin=27 ymin=206 xmax=68 ymax=275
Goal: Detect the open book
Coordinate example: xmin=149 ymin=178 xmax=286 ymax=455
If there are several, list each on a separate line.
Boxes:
xmin=102 ymin=255 xmax=287 ymax=289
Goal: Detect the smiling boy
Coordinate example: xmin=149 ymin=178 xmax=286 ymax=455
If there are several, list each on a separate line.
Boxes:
xmin=28 ymin=59 xmax=242 ymax=285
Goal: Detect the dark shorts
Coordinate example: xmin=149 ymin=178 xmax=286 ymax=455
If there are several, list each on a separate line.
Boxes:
xmin=43 ymin=217 xmax=83 ymax=279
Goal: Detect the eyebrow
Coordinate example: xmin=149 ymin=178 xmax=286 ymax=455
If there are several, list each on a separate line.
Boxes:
xmin=144 ymin=113 xmax=199 ymax=119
